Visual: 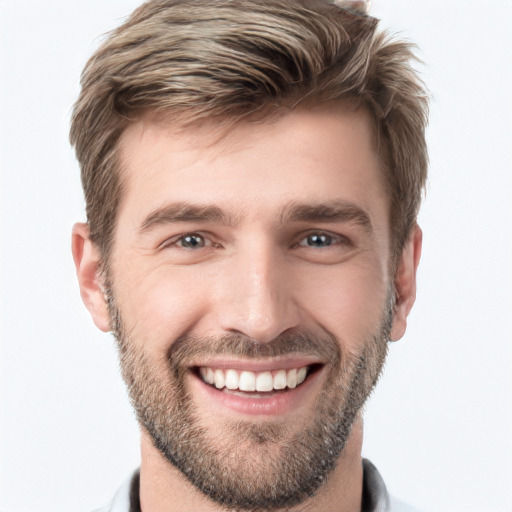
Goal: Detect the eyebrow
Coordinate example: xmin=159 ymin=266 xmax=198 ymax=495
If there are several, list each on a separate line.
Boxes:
xmin=139 ymin=203 xmax=239 ymax=232
xmin=279 ymin=201 xmax=373 ymax=232
xmin=139 ymin=200 xmax=373 ymax=233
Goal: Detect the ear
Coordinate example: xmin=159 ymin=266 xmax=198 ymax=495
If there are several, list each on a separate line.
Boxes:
xmin=72 ymin=223 xmax=110 ymax=332
xmin=390 ymin=224 xmax=422 ymax=341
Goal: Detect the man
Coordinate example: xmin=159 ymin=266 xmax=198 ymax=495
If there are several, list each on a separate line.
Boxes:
xmin=70 ymin=0 xmax=428 ymax=510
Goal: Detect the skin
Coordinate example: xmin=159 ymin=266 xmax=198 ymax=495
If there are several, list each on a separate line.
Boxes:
xmin=72 ymin=102 xmax=421 ymax=512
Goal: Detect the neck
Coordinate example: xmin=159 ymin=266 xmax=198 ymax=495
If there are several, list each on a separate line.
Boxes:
xmin=139 ymin=416 xmax=365 ymax=512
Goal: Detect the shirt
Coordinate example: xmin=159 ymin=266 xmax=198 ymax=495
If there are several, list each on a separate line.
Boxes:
xmin=93 ymin=459 xmax=423 ymax=512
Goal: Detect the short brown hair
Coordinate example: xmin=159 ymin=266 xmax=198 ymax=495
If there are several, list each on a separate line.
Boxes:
xmin=70 ymin=0 xmax=428 ymax=261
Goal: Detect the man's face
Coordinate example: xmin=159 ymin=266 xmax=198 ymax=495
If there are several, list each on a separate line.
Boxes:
xmin=97 ymin=104 xmax=401 ymax=509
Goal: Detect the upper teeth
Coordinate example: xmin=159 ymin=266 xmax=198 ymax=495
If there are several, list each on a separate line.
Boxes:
xmin=199 ymin=367 xmax=309 ymax=392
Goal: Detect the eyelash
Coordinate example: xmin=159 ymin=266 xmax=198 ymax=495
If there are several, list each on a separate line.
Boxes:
xmin=159 ymin=230 xmax=351 ymax=251
xmin=293 ymin=231 xmax=351 ymax=249
xmin=160 ymin=232 xmax=213 ymax=250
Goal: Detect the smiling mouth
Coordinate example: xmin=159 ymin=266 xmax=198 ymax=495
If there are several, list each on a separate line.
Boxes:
xmin=195 ymin=364 xmax=323 ymax=394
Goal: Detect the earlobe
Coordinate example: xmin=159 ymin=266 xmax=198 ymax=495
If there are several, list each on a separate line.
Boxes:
xmin=72 ymin=223 xmax=110 ymax=332
xmin=390 ymin=225 xmax=422 ymax=341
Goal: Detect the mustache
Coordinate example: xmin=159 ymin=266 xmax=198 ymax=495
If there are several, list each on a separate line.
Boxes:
xmin=166 ymin=328 xmax=341 ymax=367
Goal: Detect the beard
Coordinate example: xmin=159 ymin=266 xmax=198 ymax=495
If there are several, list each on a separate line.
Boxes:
xmin=107 ymin=290 xmax=393 ymax=512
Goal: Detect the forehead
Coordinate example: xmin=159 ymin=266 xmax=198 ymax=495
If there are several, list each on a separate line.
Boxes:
xmin=115 ymin=102 xmax=387 ymax=229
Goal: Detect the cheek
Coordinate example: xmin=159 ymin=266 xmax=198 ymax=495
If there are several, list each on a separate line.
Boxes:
xmin=295 ymin=261 xmax=390 ymax=349
xmin=112 ymin=263 xmax=211 ymax=352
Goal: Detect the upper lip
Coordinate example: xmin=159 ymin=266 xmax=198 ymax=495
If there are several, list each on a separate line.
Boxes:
xmin=190 ymin=355 xmax=325 ymax=372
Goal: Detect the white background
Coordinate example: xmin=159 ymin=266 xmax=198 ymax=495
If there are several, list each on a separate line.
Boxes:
xmin=1 ymin=1 xmax=511 ymax=511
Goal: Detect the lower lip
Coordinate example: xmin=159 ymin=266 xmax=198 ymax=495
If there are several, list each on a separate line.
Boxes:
xmin=189 ymin=367 xmax=325 ymax=417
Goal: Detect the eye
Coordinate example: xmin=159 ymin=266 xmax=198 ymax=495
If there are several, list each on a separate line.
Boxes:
xmin=297 ymin=232 xmax=348 ymax=248
xmin=160 ymin=232 xmax=213 ymax=250
xmin=179 ymin=233 xmax=206 ymax=249
xmin=156 ymin=231 xmax=221 ymax=264
xmin=300 ymin=233 xmax=334 ymax=248
xmin=292 ymin=230 xmax=355 ymax=264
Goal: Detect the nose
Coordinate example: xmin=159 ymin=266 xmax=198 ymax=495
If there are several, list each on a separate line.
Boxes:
xmin=215 ymin=239 xmax=300 ymax=343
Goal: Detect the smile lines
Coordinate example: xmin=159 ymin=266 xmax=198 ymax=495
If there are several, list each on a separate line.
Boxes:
xmin=199 ymin=366 xmax=309 ymax=392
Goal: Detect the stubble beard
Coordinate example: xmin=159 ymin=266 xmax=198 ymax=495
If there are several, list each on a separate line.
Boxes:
xmin=108 ymin=290 xmax=393 ymax=512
